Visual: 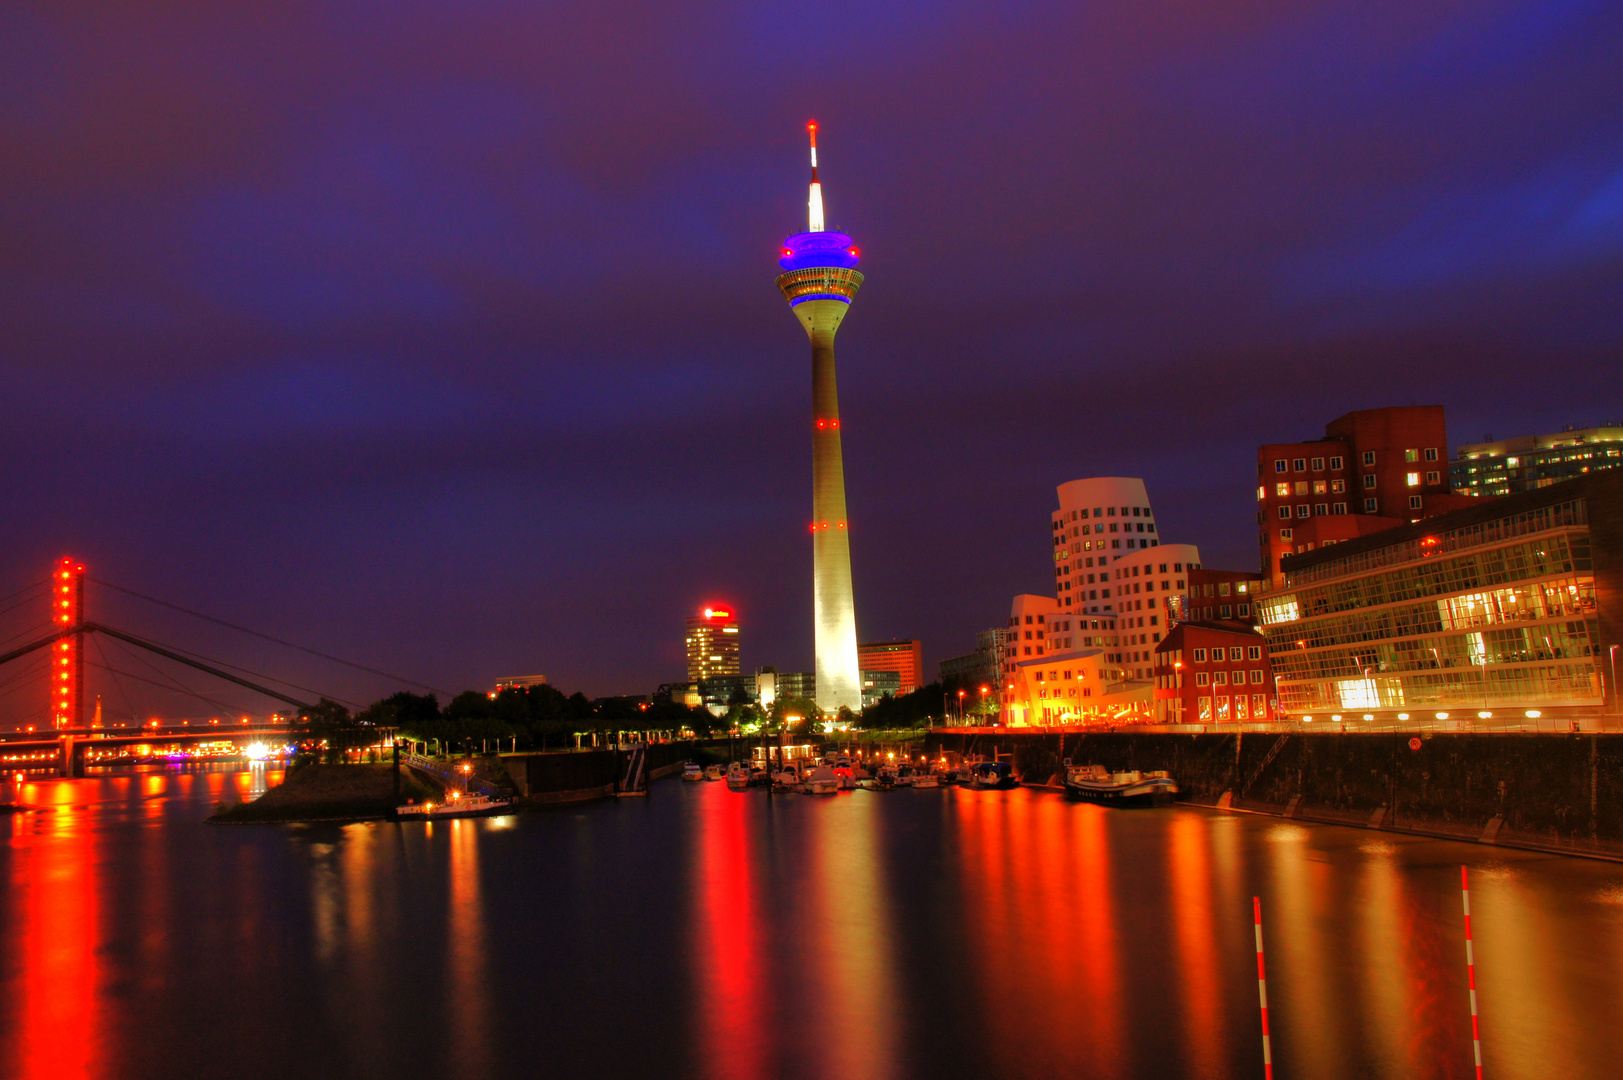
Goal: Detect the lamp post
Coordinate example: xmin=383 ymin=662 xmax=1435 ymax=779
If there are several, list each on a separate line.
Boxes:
xmin=1610 ymin=645 xmax=1620 ymax=723
xmin=958 ymin=689 xmax=966 ymax=727
xmin=978 ymin=685 xmax=990 ymax=727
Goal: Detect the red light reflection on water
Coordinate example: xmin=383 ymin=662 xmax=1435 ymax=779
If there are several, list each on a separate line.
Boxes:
xmin=690 ymin=785 xmax=767 ymax=1080
xmin=5 ymin=782 xmax=103 ymax=1080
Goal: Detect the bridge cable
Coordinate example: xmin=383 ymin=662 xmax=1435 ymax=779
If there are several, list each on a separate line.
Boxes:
xmin=84 ymin=658 xmax=246 ymax=719
xmin=99 ymin=631 xmax=214 ymax=712
xmin=0 ymin=579 xmax=47 ymax=612
xmin=91 ymin=578 xmax=452 ymax=696
xmin=91 ymin=634 xmax=140 ymax=726
xmin=87 ymin=624 xmax=314 ymax=711
xmin=96 ymin=631 xmax=363 ymax=709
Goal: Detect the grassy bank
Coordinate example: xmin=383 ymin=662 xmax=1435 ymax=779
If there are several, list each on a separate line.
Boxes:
xmin=211 ymin=763 xmax=437 ymax=823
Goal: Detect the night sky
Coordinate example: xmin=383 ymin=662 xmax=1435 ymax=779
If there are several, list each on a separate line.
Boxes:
xmin=3 ymin=2 xmax=1621 ymax=721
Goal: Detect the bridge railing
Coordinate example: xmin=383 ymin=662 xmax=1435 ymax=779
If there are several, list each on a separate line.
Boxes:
xmin=401 ymin=753 xmax=502 ymax=796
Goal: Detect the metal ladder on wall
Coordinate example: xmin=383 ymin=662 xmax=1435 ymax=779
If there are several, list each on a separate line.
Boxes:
xmin=1240 ymin=734 xmax=1290 ymax=797
xmin=616 ymin=743 xmax=647 ymax=796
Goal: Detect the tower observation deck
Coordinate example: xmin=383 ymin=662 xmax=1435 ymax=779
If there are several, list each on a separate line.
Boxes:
xmin=776 ymin=122 xmax=864 ymax=716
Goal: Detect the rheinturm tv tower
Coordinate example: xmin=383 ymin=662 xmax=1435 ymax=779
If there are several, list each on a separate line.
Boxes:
xmin=776 ymin=122 xmax=863 ymax=715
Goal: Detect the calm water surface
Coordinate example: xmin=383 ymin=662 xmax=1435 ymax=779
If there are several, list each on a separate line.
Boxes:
xmin=3 ymin=765 xmax=1622 ymax=1079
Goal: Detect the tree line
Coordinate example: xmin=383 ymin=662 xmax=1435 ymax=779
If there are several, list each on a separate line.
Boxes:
xmin=294 ymin=680 xmax=952 ymax=761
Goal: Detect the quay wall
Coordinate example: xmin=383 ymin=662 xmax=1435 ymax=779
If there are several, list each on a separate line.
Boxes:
xmin=502 ymin=739 xmax=765 ymax=804
xmin=929 ymin=730 xmax=1623 ymax=860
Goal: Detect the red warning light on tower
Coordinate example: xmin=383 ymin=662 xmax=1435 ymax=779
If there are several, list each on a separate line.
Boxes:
xmin=52 ymin=558 xmax=85 ymax=729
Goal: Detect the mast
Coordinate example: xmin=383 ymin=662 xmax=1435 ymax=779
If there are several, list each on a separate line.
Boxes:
xmin=808 ymin=121 xmax=825 ymax=233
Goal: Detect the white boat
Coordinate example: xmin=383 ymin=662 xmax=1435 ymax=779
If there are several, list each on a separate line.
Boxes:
xmin=772 ymin=760 xmax=806 ymax=792
xmin=682 ymin=763 xmax=704 ymax=782
xmin=804 ymin=765 xmax=840 ymax=795
xmin=726 ymin=762 xmax=751 ymax=790
xmin=703 ymin=764 xmax=724 ymax=781
xmin=396 ymin=791 xmax=512 ymax=819
xmin=911 ymin=769 xmax=941 ymax=789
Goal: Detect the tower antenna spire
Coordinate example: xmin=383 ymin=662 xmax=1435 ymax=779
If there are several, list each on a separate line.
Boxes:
xmin=807 ymin=121 xmax=824 ymax=232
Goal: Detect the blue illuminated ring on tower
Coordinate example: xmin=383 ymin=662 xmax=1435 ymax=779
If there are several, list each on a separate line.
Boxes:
xmin=779 ymin=231 xmax=859 ymax=272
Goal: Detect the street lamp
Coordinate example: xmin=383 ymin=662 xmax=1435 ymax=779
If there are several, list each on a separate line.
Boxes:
xmin=958 ymin=689 xmax=966 ymax=726
xmin=978 ymin=685 xmax=990 ymax=727
xmin=1610 ymin=645 xmax=1620 ymax=722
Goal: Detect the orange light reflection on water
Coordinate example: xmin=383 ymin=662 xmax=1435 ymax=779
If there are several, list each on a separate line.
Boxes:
xmin=446 ymin=818 xmax=491 ymax=1080
xmin=1168 ymin=812 xmax=1225 ymax=1077
xmin=954 ymin=792 xmax=1123 ymax=1075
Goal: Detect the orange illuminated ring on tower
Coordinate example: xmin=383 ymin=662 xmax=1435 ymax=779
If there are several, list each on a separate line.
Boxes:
xmin=776 ymin=266 xmax=863 ymax=304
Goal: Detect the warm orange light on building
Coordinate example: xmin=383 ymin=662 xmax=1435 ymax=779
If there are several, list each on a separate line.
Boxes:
xmin=51 ymin=557 xmax=85 ymax=729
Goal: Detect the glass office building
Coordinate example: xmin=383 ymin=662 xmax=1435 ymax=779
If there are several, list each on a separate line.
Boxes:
xmin=1258 ymin=470 xmax=1622 ymax=726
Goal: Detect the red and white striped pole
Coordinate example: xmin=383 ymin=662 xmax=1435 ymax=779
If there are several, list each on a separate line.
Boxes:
xmin=1254 ymin=896 xmax=1273 ymax=1080
xmin=1462 ymin=866 xmax=1483 ymax=1079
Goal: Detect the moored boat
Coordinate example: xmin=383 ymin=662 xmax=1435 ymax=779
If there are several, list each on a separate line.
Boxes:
xmin=703 ymin=763 xmax=724 ymax=781
xmin=968 ymin=761 xmax=1018 ymax=790
xmin=682 ymin=763 xmax=704 ymax=782
xmin=726 ymin=762 xmax=751 ymax=790
xmin=803 ymin=765 xmax=840 ymax=795
xmin=396 ymin=791 xmax=513 ymax=820
xmin=1063 ymin=764 xmax=1178 ymax=807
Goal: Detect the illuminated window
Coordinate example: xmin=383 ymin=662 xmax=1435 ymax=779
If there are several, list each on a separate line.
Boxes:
xmin=1406 ymin=472 xmax=1421 ymax=486
xmin=1405 ymin=448 xmax=1419 ymax=462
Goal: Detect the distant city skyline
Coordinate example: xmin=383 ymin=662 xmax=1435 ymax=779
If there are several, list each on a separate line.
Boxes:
xmin=2 ymin=3 xmax=1620 ymax=705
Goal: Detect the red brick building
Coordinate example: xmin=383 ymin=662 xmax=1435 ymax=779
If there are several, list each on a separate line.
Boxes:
xmin=1153 ymin=620 xmax=1276 ymax=724
xmin=1182 ymin=568 xmax=1265 ymax=624
xmin=1257 ymin=406 xmax=1475 ymax=588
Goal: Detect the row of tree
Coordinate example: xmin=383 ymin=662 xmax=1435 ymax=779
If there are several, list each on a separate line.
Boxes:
xmin=294 ymin=680 xmax=951 ymax=761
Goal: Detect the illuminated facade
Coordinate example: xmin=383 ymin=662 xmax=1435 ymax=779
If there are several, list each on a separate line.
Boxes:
xmin=52 ymin=558 xmax=84 ymax=729
xmin=777 ymin=122 xmax=863 ymax=714
xmin=685 ymin=607 xmax=740 ymax=682
xmin=856 ymin=639 xmax=923 ymax=697
xmin=1451 ymin=424 xmax=1623 ymax=496
xmin=1050 ymin=478 xmax=1160 ymax=614
xmin=1258 ymin=469 xmax=1623 ymax=725
xmin=1153 ymin=621 xmax=1276 ymax=724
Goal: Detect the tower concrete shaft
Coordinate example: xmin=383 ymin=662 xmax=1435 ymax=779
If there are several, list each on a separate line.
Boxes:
xmin=777 ymin=124 xmax=865 ymax=716
xmin=800 ymin=297 xmax=860 ymax=714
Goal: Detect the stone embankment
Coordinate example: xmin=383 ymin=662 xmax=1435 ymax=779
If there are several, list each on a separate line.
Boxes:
xmin=211 ymin=763 xmax=437 ymax=823
xmin=930 ymin=729 xmax=1623 ymax=861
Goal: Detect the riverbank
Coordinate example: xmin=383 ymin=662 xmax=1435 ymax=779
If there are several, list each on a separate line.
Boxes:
xmin=930 ymin=729 xmax=1623 ymax=861
xmin=211 ymin=763 xmax=438 ymax=823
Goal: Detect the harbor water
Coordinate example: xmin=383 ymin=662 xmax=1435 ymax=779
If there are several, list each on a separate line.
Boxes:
xmin=4 ymin=765 xmax=1622 ymax=1079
